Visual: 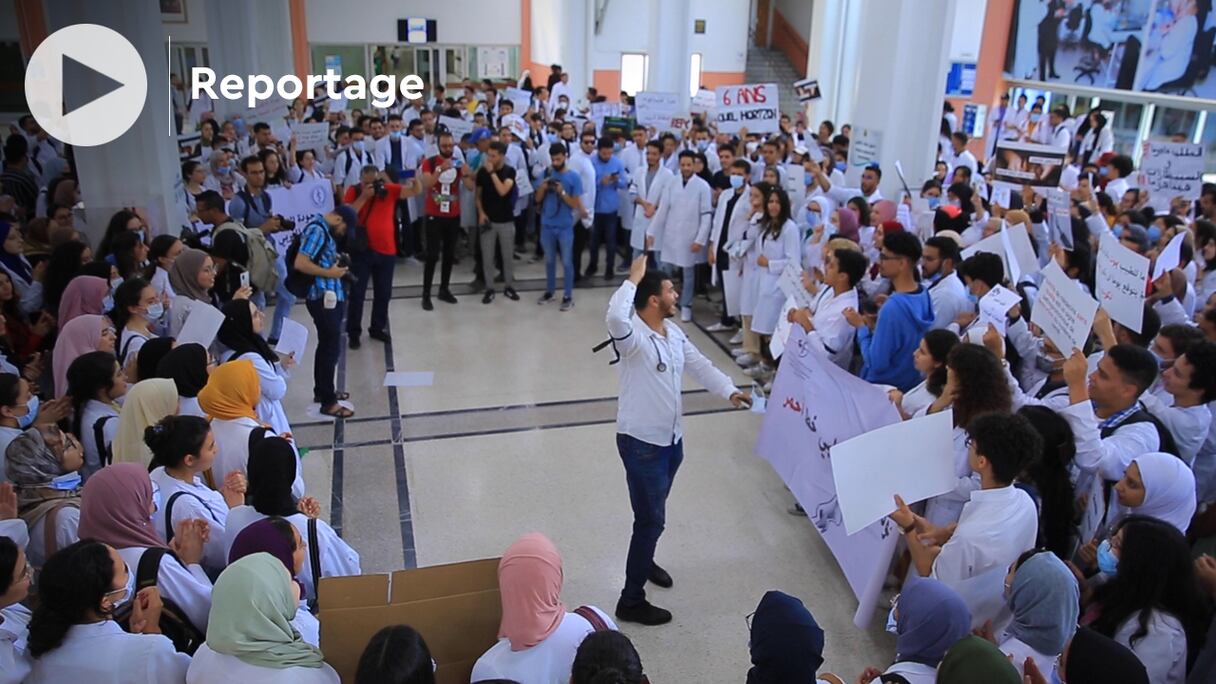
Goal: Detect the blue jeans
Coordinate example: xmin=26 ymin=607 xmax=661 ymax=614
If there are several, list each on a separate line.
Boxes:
xmin=617 ymin=433 xmax=684 ymax=605
xmin=541 ymin=223 xmax=574 ymax=299
xmin=270 ymin=255 xmax=295 ymax=341
xmin=661 ymin=262 xmax=695 ymax=311
xmin=305 ymin=298 xmax=345 ymax=406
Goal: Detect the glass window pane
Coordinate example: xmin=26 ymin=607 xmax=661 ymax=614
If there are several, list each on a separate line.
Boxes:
xmin=309 ymin=44 xmax=369 ymax=110
xmin=1150 ymin=106 xmax=1199 ymax=143
xmin=689 ymin=53 xmax=702 ymax=97
xmin=621 ymin=53 xmax=645 ymax=96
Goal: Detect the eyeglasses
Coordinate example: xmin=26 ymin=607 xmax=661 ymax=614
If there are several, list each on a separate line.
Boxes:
xmin=17 ymin=562 xmax=32 ymax=582
xmin=745 ymin=611 xmax=756 ymax=632
xmin=103 ymin=584 xmax=130 ymax=605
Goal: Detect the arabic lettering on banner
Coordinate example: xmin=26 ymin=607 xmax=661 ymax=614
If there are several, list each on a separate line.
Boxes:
xmin=1138 ymin=141 xmax=1204 ymax=213
xmin=755 ymin=326 xmax=901 ymax=627
xmin=1096 ymin=232 xmax=1149 ymax=334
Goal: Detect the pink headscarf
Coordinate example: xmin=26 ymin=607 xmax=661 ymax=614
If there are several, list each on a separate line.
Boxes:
xmin=78 ymin=463 xmax=168 ymax=550
xmin=873 ymin=199 xmax=898 ymax=225
xmin=57 ymin=275 xmax=108 ymax=328
xmin=52 ymin=314 xmax=106 ymax=397
xmin=497 ymin=533 xmax=566 ymax=651
xmin=835 ymin=207 xmax=860 ymax=243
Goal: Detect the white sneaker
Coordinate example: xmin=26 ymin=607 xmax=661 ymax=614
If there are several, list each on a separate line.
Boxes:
xmin=744 ymin=363 xmax=772 ymax=379
xmin=736 ymin=353 xmax=760 ymax=368
xmin=729 ymin=331 xmax=744 ymax=345
xmin=706 ymin=322 xmax=736 ymax=332
xmin=680 ymin=307 xmax=693 ymax=322
xmin=730 ymin=347 xmax=748 ymax=358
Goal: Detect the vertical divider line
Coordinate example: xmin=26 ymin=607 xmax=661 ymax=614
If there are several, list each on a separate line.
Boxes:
xmin=383 ymin=333 xmax=417 ymax=568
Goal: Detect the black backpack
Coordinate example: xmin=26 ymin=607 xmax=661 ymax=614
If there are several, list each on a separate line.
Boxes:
xmin=113 ymin=548 xmax=205 ymax=654
xmin=284 ymin=230 xmax=314 ymax=298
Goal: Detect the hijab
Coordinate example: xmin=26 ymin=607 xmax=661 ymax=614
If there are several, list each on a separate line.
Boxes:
xmin=936 ymin=636 xmax=1020 ymax=684
xmin=228 ymin=518 xmax=305 ymax=598
xmin=205 ymin=553 xmax=325 ymax=669
xmin=0 ymin=221 xmax=34 ymax=283
xmin=873 ymin=199 xmax=898 ymax=225
xmin=168 ymin=247 xmax=212 ymax=302
xmin=497 ymin=532 xmax=565 ymax=651
xmin=247 ymin=436 xmax=298 ymax=517
xmin=1006 ymin=552 xmax=1080 ymax=656
xmin=218 ymin=300 xmax=277 ymax=364
xmin=57 ymin=275 xmax=108 ymax=326
xmin=835 ymin=206 xmax=860 ymax=243
xmin=746 ymin=590 xmax=824 ymax=684
xmin=1129 ymin=452 xmax=1196 ymax=533
xmin=52 ymin=314 xmax=106 ymax=397
xmin=78 ymin=462 xmax=167 ymax=549
xmin=198 ymin=359 xmax=261 ymax=422
xmin=7 ymin=428 xmax=80 ymax=529
xmin=893 ymin=578 xmax=971 ymax=667
xmin=135 ymin=336 xmax=175 ymax=382
xmin=1063 ymin=627 xmax=1149 ymax=684
xmin=156 ymin=342 xmax=209 ymax=398
xmin=111 ymin=378 xmax=179 ymax=467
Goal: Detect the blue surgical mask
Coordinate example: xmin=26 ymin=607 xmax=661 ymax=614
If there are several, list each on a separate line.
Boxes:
xmin=353 ymin=140 xmax=366 ymax=153
xmin=1112 ymin=224 xmax=1124 ymax=238
xmin=806 ymin=210 xmax=820 ymax=229
xmin=834 ymin=161 xmax=846 ymax=173
xmin=50 ymin=471 xmax=82 ymax=491
xmin=696 ymin=140 xmax=708 ymax=152
xmin=1099 ymin=166 xmax=1109 ymax=177
xmin=145 ymin=302 xmax=165 ymax=320
xmin=389 ymin=131 xmax=401 ymax=141
xmin=16 ymin=394 xmax=38 ymax=429
xmin=102 ymin=294 xmax=114 ymax=312
xmin=1030 ymin=113 xmax=1042 ymax=122
xmin=1096 ymin=539 xmax=1119 ymax=575
xmin=110 ymin=276 xmax=124 ymax=291
xmin=927 ymin=196 xmax=941 ymax=210
xmin=1147 ymin=225 xmax=1162 ymax=243
xmin=804 ymin=171 xmax=815 ymax=186
xmin=218 ymin=165 xmax=232 ymax=175
xmin=729 ymin=175 xmax=744 ymax=189
xmin=966 ymin=292 xmax=979 ymax=305
xmin=613 ymin=142 xmax=622 ymax=152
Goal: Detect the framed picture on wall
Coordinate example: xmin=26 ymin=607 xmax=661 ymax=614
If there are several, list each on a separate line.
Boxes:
xmin=161 ymin=0 xmax=188 ymax=23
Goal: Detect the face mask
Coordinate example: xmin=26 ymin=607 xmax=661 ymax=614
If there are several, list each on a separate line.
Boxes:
xmin=729 ymin=175 xmax=745 ymax=189
xmin=389 ymin=131 xmax=401 ymax=141
xmin=151 ymin=486 xmax=162 ymax=523
xmin=353 ymin=141 xmax=366 ymax=153
xmin=1099 ymin=166 xmax=1109 ymax=177
xmin=834 ymin=161 xmax=846 ymax=172
xmin=113 ymin=564 xmax=136 ymax=611
xmin=927 ymin=196 xmax=941 ymax=210
xmin=806 ymin=210 xmax=820 ymax=228
xmin=16 ymin=394 xmax=38 ymax=429
xmin=1112 ymin=224 xmax=1124 ymax=238
xmin=144 ymin=302 xmax=165 ymax=320
xmin=50 ymin=471 xmax=82 ymax=491
xmin=1147 ymin=225 xmax=1162 ymax=243
xmin=804 ymin=171 xmax=815 ymax=186
xmin=745 ymin=141 xmax=759 ymax=155
xmin=218 ymin=165 xmax=232 ymax=175
xmin=966 ymin=292 xmax=979 ymax=305
xmin=696 ymin=140 xmax=708 ymax=152
xmin=613 ymin=142 xmax=622 ymax=152
xmin=1035 ymin=350 xmax=1060 ymax=374
xmin=1030 ymin=113 xmax=1042 ymax=122
xmin=885 ymin=607 xmax=899 ymax=634
xmin=110 ymin=276 xmax=124 ymax=291
xmin=102 ymin=294 xmax=114 ymax=311
xmin=1096 ymin=539 xmax=1119 ymax=575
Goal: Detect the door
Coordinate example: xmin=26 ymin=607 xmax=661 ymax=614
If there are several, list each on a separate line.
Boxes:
xmin=755 ymin=0 xmax=770 ymax=48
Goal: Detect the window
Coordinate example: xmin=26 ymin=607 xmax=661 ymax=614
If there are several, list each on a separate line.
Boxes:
xmin=689 ymin=53 xmax=703 ymax=98
xmin=620 ymin=53 xmax=647 ymax=96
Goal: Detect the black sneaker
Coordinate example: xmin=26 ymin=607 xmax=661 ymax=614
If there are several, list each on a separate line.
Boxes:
xmin=369 ymin=329 xmax=391 ymax=343
xmin=422 ymin=297 xmax=434 ymax=311
xmin=438 ymin=289 xmax=458 ymax=304
xmin=537 ymin=292 xmax=554 ymax=305
xmin=482 ymin=290 xmax=495 ymax=304
xmin=347 ymin=336 xmax=361 ymax=350
xmin=560 ymin=296 xmax=574 ymax=312
xmin=648 ymin=564 xmax=673 ymax=589
xmin=614 ymin=599 xmax=672 ymax=626
xmin=503 ymin=287 xmax=520 ymax=301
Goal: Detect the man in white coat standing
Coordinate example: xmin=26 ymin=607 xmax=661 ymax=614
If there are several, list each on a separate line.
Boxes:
xmin=708 ymin=159 xmax=753 ymax=333
xmin=630 ymin=140 xmax=673 ymax=262
xmin=649 ymin=151 xmax=712 ymax=322
xmin=617 ymin=127 xmax=648 ymax=269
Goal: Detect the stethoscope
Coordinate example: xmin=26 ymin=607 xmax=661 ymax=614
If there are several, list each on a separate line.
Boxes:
xmin=593 ymin=330 xmax=670 ymax=374
xmin=650 ymin=336 xmax=668 ymax=373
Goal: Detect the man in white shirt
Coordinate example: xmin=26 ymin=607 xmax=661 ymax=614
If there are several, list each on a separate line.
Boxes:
xmin=1047 ymin=105 xmax=1073 ymax=150
xmin=568 ymin=131 xmax=598 ymax=281
xmin=604 ymin=256 xmax=749 ymax=626
xmin=922 ymin=236 xmax=971 ymax=330
xmin=334 ymin=128 xmax=378 ymax=199
xmin=812 ymin=162 xmax=883 ymax=205
xmin=891 ymin=412 xmax=1040 ymax=629
xmin=788 ymin=248 xmax=864 ymax=369
xmin=1102 ymin=154 xmax=1134 ymax=203
xmin=1139 ymin=340 xmax=1216 ymax=465
xmin=948 ymin=132 xmax=979 ymax=179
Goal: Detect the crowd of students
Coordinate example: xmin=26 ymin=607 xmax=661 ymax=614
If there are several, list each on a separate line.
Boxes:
xmin=2 ymin=65 xmax=1216 ymax=682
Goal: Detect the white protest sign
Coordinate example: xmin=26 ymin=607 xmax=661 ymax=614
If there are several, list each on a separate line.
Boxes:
xmin=589 ymin=102 xmax=621 ymax=130
xmin=756 ymin=325 xmax=902 ymax=627
xmin=273 ymin=319 xmax=310 ymax=361
xmin=1031 ymin=261 xmax=1099 ymax=354
xmin=960 ymin=223 xmax=1039 ymax=283
xmin=1138 ymin=141 xmax=1204 ymax=214
xmin=690 ymin=88 xmax=716 ymax=113
xmin=846 ymin=127 xmax=882 ymax=186
xmin=244 ymin=96 xmax=290 ymax=124
xmin=504 ymin=87 xmax=533 ymax=114
xmin=176 ymin=303 xmax=226 ymax=348
xmin=501 ymin=113 xmax=528 ymax=140
xmin=176 ymin=133 xmax=201 ymax=162
xmin=978 ymin=284 xmax=1021 ymax=335
xmin=1152 ymin=232 xmax=1187 ymax=281
xmin=777 ymin=262 xmax=813 ymax=309
xmin=793 ymin=77 xmax=822 ymax=103
xmin=634 ymin=91 xmax=681 ymax=129
xmin=989 ymin=185 xmax=1012 ymax=208
xmin=1096 ymin=232 xmax=1149 ymax=334
xmin=831 ymin=409 xmax=957 ymax=535
xmin=438 ymin=115 xmax=474 ymax=141
xmin=713 ymin=83 xmax=780 ymax=134
xmin=290 ymin=122 xmax=330 ymax=153
xmin=770 ymin=296 xmax=797 ymax=360
xmin=265 ymin=180 xmax=336 ymax=250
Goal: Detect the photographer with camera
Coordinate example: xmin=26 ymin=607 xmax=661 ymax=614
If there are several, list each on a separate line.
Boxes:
xmin=293 ymin=204 xmax=358 ymax=418
xmin=342 ymin=165 xmax=422 ymax=349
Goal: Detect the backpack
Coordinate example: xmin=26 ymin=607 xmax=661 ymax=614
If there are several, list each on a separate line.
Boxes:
xmin=114 ymin=548 xmax=206 ymax=654
xmin=307 ymin=517 xmax=322 ymax=614
xmin=213 ymin=219 xmax=280 ymax=293
xmin=162 ymin=491 xmax=221 ymax=544
xmin=92 ymin=415 xmax=116 ymax=468
xmin=284 ymin=229 xmax=315 ymax=298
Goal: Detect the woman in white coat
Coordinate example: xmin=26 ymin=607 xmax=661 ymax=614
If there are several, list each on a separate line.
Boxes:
xmin=1138 ymin=0 xmax=1199 ymax=92
xmin=650 ymin=152 xmax=713 ymax=322
xmin=216 ymin=300 xmax=294 ymax=438
xmin=735 ymin=185 xmax=769 ymax=370
xmin=708 ymin=167 xmax=754 ymax=329
xmin=747 ymin=186 xmax=802 ymax=342
xmin=628 ymin=141 xmax=674 ymax=259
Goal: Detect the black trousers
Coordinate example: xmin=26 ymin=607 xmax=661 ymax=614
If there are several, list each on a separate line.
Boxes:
xmin=572 ymin=220 xmax=589 ymax=279
xmin=423 ymin=216 xmax=459 ymax=295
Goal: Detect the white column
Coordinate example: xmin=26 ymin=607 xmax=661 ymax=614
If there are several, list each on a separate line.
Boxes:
xmin=44 ymin=0 xmax=186 ymax=239
xmin=803 ymin=0 xmax=863 ymax=130
xmin=845 ymin=0 xmax=954 ymax=198
xmin=204 ymin=0 xmax=293 ymax=119
xmin=647 ymin=0 xmax=690 ymax=106
xmin=564 ymin=0 xmax=589 ymax=106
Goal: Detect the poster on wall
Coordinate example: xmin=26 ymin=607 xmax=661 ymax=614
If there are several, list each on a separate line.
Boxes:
xmin=477 ymin=47 xmax=510 ymax=79
xmin=991 ymin=140 xmax=1067 ymax=189
xmin=1003 ymin=0 xmax=1216 ymax=101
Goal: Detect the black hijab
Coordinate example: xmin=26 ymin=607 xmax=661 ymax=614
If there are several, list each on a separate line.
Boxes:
xmin=1064 ymin=628 xmax=1148 ymax=684
xmin=156 ymin=342 xmax=209 ymax=398
xmin=217 ymin=299 xmax=277 ymax=365
xmin=247 ymin=436 xmax=298 ymax=517
xmin=135 ymin=336 xmax=175 ymax=382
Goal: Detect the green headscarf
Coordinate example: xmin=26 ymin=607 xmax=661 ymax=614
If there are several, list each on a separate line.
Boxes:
xmin=205 ymin=553 xmax=325 ymax=669
xmin=936 ymin=636 xmax=1020 ymax=684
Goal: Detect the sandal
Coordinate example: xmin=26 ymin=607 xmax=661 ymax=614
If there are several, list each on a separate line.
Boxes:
xmin=320 ymin=404 xmax=354 ymax=418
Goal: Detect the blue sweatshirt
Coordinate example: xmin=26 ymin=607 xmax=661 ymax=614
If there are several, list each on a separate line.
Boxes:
xmin=858 ymin=285 xmax=935 ymax=391
xmin=590 ymin=154 xmax=626 ymax=214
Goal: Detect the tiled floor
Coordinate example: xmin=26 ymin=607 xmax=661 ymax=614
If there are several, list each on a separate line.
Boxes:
xmin=282 ymin=252 xmax=894 ymax=681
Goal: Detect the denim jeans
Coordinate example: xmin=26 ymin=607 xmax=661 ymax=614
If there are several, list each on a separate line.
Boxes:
xmin=617 ymin=433 xmax=684 ymax=605
xmin=588 ymin=212 xmax=619 ymax=275
xmin=541 ymin=223 xmax=574 ymax=299
xmin=306 ymin=298 xmax=345 ymax=406
xmin=661 ymin=262 xmax=695 ymax=312
xmin=270 ymin=254 xmax=295 ymax=341
xmin=346 ymin=250 xmax=394 ymax=336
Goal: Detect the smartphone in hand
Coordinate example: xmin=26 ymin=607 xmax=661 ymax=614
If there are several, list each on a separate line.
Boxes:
xmin=240 ymin=271 xmax=250 ymax=289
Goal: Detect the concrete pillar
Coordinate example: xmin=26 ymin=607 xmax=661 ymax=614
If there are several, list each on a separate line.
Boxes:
xmin=43 ymin=0 xmax=186 ymax=239
xmin=647 ymin=0 xmax=691 ymax=106
xmin=845 ymin=0 xmax=955 ymax=198
xmin=203 ymin=0 xmax=293 ymax=119
xmin=803 ymin=0 xmax=863 ymax=130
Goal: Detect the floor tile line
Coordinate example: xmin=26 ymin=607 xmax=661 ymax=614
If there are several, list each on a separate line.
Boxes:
xmin=382 ymin=335 xmax=417 ymax=569
xmin=329 ymin=325 xmax=349 ymax=536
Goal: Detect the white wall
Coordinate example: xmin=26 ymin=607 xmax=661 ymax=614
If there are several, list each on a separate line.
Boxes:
xmin=161 ymin=0 xmax=209 ymax=43
xmin=774 ymin=0 xmax=812 ymax=45
xmin=948 ymin=0 xmax=986 ymax=62
xmin=304 ymin=0 xmax=520 ymax=45
xmin=589 ymin=0 xmax=748 ymax=73
xmin=590 ymin=0 xmax=651 ymax=70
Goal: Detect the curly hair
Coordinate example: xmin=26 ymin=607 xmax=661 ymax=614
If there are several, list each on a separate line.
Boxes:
xmin=947 ymin=343 xmax=1012 ymax=428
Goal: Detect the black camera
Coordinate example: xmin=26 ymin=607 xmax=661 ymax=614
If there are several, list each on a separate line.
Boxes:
xmin=274 ymin=214 xmax=296 ymax=231
xmin=372 ymin=179 xmax=387 ymax=198
xmin=335 ymin=253 xmax=356 ymax=287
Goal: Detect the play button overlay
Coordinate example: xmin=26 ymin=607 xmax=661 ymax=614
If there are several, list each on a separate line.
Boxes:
xmin=24 ymin=24 xmax=148 ymax=147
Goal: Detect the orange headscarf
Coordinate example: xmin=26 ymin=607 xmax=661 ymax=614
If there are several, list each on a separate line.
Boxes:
xmin=497 ymin=533 xmax=566 ymax=651
xmin=198 ymin=358 xmax=261 ymax=422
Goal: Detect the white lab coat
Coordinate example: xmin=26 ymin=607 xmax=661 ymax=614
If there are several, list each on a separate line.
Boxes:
xmin=187 ymin=643 xmax=339 ymax=684
xmin=115 ymin=547 xmax=213 ymax=634
xmin=25 ymin=620 xmax=190 ymax=684
xmin=651 ymin=174 xmax=712 ymax=268
xmin=150 ymin=468 xmax=229 ymax=571
xmin=746 ymin=219 xmax=802 ymax=335
xmin=210 ymin=417 xmax=304 ymax=500
xmin=568 ymin=151 xmax=596 ymax=229
xmin=617 ymin=144 xmax=643 ymax=230
xmin=1139 ymin=14 xmax=1198 ymax=91
xmin=223 ymin=352 xmax=293 ymax=440
xmin=710 ymin=187 xmax=754 ymax=317
xmin=629 ymin=166 xmax=675 ymax=252
xmin=0 ymin=604 xmax=31 ymax=684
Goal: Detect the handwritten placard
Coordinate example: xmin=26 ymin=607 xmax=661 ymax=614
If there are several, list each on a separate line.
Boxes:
xmin=290 ymin=122 xmax=330 ymax=153
xmin=503 ymin=87 xmax=532 ymax=114
xmin=714 ymin=83 xmax=780 ymax=134
xmin=438 ymin=115 xmax=474 ymax=141
xmin=979 ymin=284 xmax=1021 ymax=335
xmin=634 ymin=91 xmax=681 ymax=129
xmin=690 ymin=88 xmax=716 ymax=113
xmin=1031 ymin=261 xmax=1099 ymax=354
xmin=1096 ymin=232 xmax=1149 ymax=334
xmin=1139 ymin=141 xmax=1204 ymax=213
xmin=1152 ymin=232 xmax=1187 ymax=281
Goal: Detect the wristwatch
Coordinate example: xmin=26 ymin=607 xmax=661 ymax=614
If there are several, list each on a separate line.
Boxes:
xmin=898 ymin=521 xmax=916 ymax=535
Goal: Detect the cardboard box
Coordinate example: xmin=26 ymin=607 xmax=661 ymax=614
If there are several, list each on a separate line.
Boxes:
xmin=318 ymin=557 xmax=502 ymax=684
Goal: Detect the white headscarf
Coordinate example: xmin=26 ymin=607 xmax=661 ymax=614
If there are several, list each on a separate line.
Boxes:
xmin=1129 ymin=452 xmax=1196 ymax=533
